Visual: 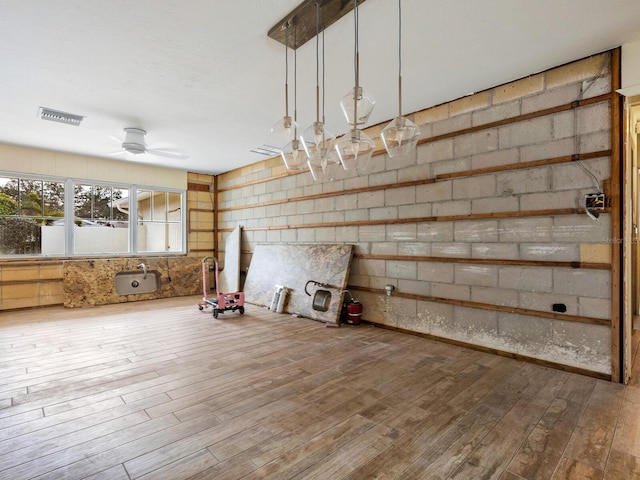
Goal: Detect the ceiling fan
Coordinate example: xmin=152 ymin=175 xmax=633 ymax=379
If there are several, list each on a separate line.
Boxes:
xmin=112 ymin=128 xmax=188 ymax=160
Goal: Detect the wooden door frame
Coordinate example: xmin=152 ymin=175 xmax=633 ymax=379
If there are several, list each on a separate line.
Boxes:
xmin=621 ymin=98 xmax=640 ymax=384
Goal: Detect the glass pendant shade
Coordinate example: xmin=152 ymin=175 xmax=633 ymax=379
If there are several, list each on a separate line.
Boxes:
xmin=280 ymin=138 xmax=306 ymax=171
xmin=381 ymin=116 xmax=420 ymax=158
xmin=271 ymin=116 xmax=298 ymax=142
xmin=335 ymin=128 xmax=376 ymax=174
xmin=308 ymin=153 xmax=339 ymax=183
xmin=300 ymin=121 xmax=336 ymax=162
xmin=340 ymin=86 xmax=375 ymax=125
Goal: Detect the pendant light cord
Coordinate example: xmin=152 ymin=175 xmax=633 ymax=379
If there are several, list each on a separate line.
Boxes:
xmin=293 ymin=24 xmax=298 ymax=138
xmin=354 ymin=0 xmax=359 ymax=84
xmin=315 ymin=1 xmax=320 ymax=124
xmin=353 ymin=0 xmax=359 ymax=127
xmin=284 ymin=25 xmax=289 ymax=118
xmin=398 ymin=0 xmax=403 ymax=118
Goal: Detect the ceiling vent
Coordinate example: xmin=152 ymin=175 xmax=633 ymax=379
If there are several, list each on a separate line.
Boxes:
xmin=251 ymin=145 xmax=281 ymax=156
xmin=39 ymin=107 xmax=85 ymax=126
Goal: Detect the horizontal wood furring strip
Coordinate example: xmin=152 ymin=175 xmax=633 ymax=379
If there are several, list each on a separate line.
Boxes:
xmin=0 ymin=278 xmax=62 ymax=286
xmin=217 ymin=171 xmax=294 ymax=193
xmin=417 ymin=93 xmax=610 ymax=147
xmin=188 ymin=208 xmax=214 ymax=214
xmin=349 ymin=285 xmax=611 ymax=327
xmin=364 ymin=321 xmax=610 ymax=381
xmin=0 ymin=260 xmax=64 ymax=267
xmin=354 ymin=254 xmax=611 ymax=270
xmin=435 ymin=150 xmax=611 ymax=180
xmin=218 ymin=177 xmax=437 ymax=213
xmin=216 ymin=94 xmax=611 ymax=194
xmin=435 ymin=207 xmax=604 ymax=222
xmin=220 ymin=216 xmax=435 ymax=232
xmin=238 ymin=249 xmax=610 ymax=271
xmin=218 ymin=207 xmax=605 ymax=232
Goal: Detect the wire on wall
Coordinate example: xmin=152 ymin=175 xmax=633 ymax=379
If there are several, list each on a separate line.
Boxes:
xmin=572 ymin=52 xmax=610 ymax=220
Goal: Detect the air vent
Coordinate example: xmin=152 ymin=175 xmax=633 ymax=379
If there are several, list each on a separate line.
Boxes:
xmin=251 ymin=145 xmax=281 ymax=156
xmin=39 ymin=107 xmax=85 ymax=126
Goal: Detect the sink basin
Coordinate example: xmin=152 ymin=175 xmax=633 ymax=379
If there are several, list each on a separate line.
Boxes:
xmin=114 ymin=270 xmax=161 ymax=295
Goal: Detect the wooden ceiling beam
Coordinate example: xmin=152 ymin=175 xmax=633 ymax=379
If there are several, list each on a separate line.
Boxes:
xmin=268 ymin=0 xmax=366 ymax=50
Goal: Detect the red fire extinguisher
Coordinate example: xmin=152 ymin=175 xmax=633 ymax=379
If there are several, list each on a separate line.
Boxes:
xmin=346 ymin=300 xmax=363 ymax=325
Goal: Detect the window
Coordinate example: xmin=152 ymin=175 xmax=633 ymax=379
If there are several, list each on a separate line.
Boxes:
xmin=0 ymin=174 xmax=185 ymax=257
xmin=0 ymin=176 xmax=65 ymax=255
xmin=73 ymin=184 xmax=130 ymax=254
xmin=136 ymin=190 xmax=183 ymax=252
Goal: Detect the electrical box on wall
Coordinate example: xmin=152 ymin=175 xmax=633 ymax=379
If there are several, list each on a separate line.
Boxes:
xmin=585 ymin=193 xmax=605 ymax=210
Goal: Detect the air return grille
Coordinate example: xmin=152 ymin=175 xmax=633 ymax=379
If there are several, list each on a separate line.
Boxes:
xmin=39 ymin=107 xmax=84 ymax=126
xmin=251 ymin=145 xmax=281 ymax=156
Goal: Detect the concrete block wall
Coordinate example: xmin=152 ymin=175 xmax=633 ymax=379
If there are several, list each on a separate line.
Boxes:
xmin=187 ymin=172 xmax=215 ymax=257
xmin=0 ymin=261 xmax=63 ymax=309
xmin=216 ymin=51 xmax=615 ymax=377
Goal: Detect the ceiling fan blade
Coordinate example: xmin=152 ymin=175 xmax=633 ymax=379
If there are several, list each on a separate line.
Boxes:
xmin=146 ymin=147 xmax=189 ymax=160
xmin=107 ymin=150 xmax=127 ymax=157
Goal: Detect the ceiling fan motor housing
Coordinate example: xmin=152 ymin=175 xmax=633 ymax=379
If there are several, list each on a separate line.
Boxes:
xmin=122 ymin=128 xmax=147 ymax=154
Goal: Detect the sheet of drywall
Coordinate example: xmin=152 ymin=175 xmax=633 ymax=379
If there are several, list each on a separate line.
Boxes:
xmin=244 ymin=243 xmax=353 ymax=323
xmin=218 ymin=225 xmax=241 ymax=293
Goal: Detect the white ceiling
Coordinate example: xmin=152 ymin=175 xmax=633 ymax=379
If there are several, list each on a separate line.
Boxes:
xmin=0 ymin=0 xmax=639 ymax=175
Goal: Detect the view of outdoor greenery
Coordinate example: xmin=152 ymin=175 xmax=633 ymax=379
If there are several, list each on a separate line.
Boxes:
xmin=74 ymin=184 xmax=129 ymax=226
xmin=0 ymin=176 xmax=183 ymax=256
xmin=0 ymin=177 xmax=64 ymax=254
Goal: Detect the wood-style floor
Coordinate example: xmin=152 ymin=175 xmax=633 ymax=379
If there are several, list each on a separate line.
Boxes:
xmin=1 ymin=296 xmax=640 ymax=480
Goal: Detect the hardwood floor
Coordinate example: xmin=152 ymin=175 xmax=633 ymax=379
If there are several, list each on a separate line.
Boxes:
xmin=1 ymin=296 xmax=640 ymax=479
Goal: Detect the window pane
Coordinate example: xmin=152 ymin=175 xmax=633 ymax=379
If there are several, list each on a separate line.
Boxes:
xmin=0 ymin=177 xmax=66 ymax=256
xmin=138 ymin=189 xmax=182 ymax=253
xmin=168 ymin=193 xmax=181 ymax=222
xmin=74 ymin=183 xmax=130 ymax=254
xmin=93 ymin=185 xmax=112 ymax=221
xmin=40 ymin=180 xmax=65 ymax=255
xmin=74 ymin=184 xmax=93 ymax=220
xmin=20 ymin=179 xmax=43 ymax=217
xmin=0 ymin=177 xmax=19 ymax=216
xmin=43 ymin=181 xmax=65 ymax=220
xmin=112 ymin=188 xmax=129 ymax=223
xmin=154 ymin=192 xmax=167 ymax=222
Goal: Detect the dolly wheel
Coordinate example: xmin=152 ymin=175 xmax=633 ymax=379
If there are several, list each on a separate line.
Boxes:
xmin=239 ymin=306 xmax=245 ymax=315
xmin=213 ymin=309 xmax=219 ymax=319
xmin=198 ymin=305 xmax=204 ymax=311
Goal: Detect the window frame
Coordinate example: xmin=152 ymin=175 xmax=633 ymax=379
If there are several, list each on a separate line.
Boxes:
xmin=0 ymin=171 xmax=186 ymax=258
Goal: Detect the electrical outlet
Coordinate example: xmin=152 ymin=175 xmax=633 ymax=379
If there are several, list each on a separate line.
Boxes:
xmin=585 ymin=193 xmax=605 ymax=210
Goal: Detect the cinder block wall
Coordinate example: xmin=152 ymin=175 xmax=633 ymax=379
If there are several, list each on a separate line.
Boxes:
xmin=216 ymin=51 xmax=616 ymax=378
xmin=187 ymin=172 xmax=215 ymax=258
xmin=0 ymin=261 xmax=63 ymax=309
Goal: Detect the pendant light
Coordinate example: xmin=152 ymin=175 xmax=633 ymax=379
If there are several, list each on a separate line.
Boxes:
xmin=280 ymin=24 xmax=307 ymax=171
xmin=335 ymin=0 xmax=375 ymax=174
xmin=335 ymin=126 xmax=375 ymax=174
xmin=308 ymin=151 xmax=339 ymax=182
xmin=271 ymin=24 xmax=298 ymax=142
xmin=381 ymin=0 xmax=420 ymax=158
xmin=339 ymin=0 xmax=375 ymax=126
xmin=301 ymin=1 xmax=337 ymax=181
